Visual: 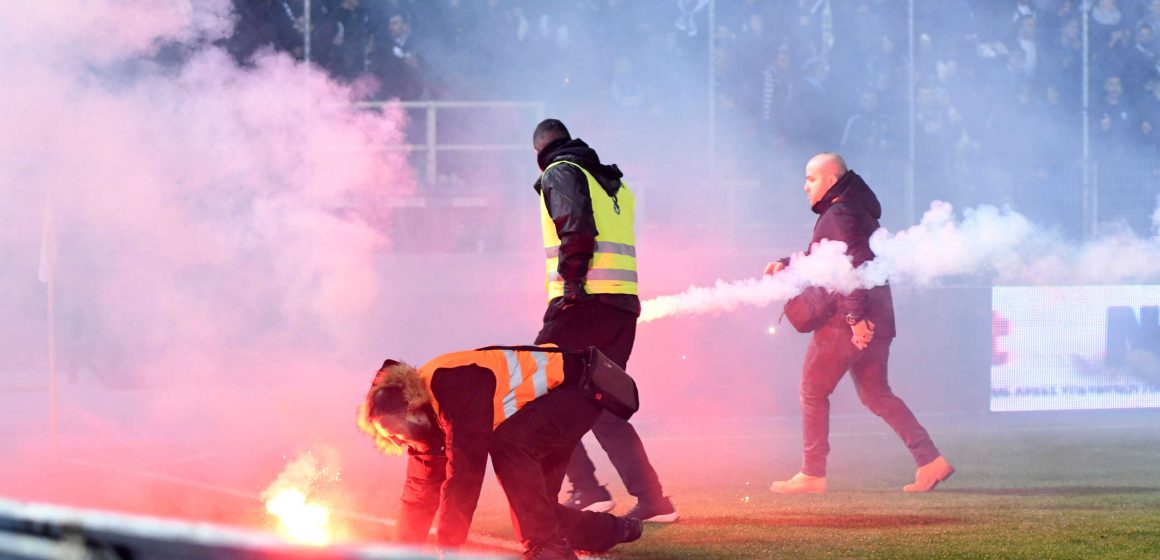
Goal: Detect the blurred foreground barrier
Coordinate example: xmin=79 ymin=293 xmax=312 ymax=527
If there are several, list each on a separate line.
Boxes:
xmin=0 ymin=497 xmax=506 ymax=560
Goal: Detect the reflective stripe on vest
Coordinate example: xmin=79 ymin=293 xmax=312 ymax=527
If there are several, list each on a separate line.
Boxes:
xmin=540 ymin=161 xmax=638 ymax=301
xmin=499 ymin=349 xmax=551 ymax=419
xmin=547 ymin=269 xmax=638 ymax=283
xmin=420 ymin=346 xmax=565 ymax=428
xmin=544 ymin=241 xmax=637 ymax=259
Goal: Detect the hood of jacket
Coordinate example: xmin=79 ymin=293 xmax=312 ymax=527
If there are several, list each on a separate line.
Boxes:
xmin=534 ymin=138 xmax=625 ymax=197
xmin=811 ymin=170 xmax=881 ymax=219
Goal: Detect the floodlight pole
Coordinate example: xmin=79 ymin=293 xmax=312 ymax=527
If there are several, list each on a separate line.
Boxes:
xmin=905 ymin=0 xmax=916 ymax=225
xmin=1081 ymin=2 xmax=1095 ymax=237
xmin=708 ymin=0 xmax=720 ymax=232
xmin=42 ymin=194 xmax=58 ymax=454
xmin=304 ymin=0 xmax=312 ymax=65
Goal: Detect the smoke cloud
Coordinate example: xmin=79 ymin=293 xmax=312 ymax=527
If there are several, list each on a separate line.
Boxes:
xmin=1 ymin=0 xmax=411 ymax=383
xmin=0 ymin=0 xmax=414 ymax=535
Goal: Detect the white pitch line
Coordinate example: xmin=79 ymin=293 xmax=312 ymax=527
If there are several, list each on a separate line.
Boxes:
xmin=69 ymin=459 xmax=256 ymax=501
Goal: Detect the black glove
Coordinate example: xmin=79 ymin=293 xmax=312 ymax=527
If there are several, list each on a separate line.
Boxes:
xmin=563 ymin=281 xmax=588 ymax=304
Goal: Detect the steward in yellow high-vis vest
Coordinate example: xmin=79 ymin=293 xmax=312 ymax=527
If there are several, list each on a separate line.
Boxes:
xmin=533 ymin=133 xmax=641 ymax=319
xmin=540 ymin=159 xmax=638 ymax=301
xmin=530 ymin=119 xmax=677 ymax=525
xmin=357 ymin=345 xmax=643 ymax=557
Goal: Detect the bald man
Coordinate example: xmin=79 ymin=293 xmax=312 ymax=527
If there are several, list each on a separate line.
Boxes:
xmin=764 ymin=153 xmax=954 ymax=494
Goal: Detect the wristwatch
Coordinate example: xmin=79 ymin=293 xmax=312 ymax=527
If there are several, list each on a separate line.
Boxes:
xmin=845 ymin=312 xmax=861 ymax=325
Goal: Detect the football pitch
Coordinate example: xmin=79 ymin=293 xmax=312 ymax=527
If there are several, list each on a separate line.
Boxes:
xmin=1 ymin=407 xmax=1157 ymax=559
xmin=464 ymin=411 xmax=1160 ymax=559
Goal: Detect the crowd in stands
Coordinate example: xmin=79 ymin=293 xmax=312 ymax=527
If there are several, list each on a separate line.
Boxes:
xmin=223 ymin=0 xmax=1160 ymax=235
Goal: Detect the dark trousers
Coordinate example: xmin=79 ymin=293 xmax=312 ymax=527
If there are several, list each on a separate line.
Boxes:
xmin=534 ymin=300 xmax=665 ymax=502
xmin=491 ymin=385 xmax=625 ymax=552
xmin=799 ymin=324 xmax=941 ymax=477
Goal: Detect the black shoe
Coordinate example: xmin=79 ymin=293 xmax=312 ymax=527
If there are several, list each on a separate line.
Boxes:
xmin=619 ymin=516 xmax=644 ymax=543
xmin=626 ymin=496 xmax=678 ymax=523
xmin=563 ymin=485 xmax=615 ymax=513
xmin=522 ymin=539 xmax=579 ymax=560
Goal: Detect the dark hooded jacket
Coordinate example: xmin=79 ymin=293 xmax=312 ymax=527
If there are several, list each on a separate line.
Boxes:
xmin=797 ymin=170 xmax=896 ymax=338
xmin=533 ymin=138 xmax=640 ymax=318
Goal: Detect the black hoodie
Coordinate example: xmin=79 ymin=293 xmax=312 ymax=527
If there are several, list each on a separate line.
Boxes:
xmin=810 ymin=170 xmax=882 ymax=268
xmin=800 ymin=170 xmax=896 ymax=338
xmin=533 ymin=138 xmax=640 ymax=317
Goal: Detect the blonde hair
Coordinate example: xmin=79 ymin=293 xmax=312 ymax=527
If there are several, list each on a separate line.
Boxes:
xmin=356 ymin=359 xmax=429 ymax=456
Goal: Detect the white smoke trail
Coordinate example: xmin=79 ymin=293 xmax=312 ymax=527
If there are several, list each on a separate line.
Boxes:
xmin=638 ymin=240 xmax=857 ymax=323
xmin=861 ymin=201 xmax=1036 ymax=286
xmin=640 ymin=200 xmax=1160 ymax=323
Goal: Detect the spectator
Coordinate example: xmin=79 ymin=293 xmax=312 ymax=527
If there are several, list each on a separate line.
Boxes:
xmin=839 ymin=90 xmax=896 ymax=159
xmin=760 ymin=44 xmax=798 ymax=147
xmin=863 ymin=34 xmax=906 ymax=113
xmin=1092 ymin=0 xmax=1124 ymax=28
xmin=1125 ymin=23 xmax=1158 ymax=93
xmin=1093 ymin=75 xmax=1136 ymax=160
xmin=734 ymin=11 xmax=774 ymax=75
xmin=315 ymin=0 xmax=372 ymax=83
xmin=1143 ymin=0 xmax=1160 ymax=36
xmin=1133 ymin=80 xmax=1160 ymax=153
xmin=791 ymin=56 xmax=834 ymax=151
xmin=1046 ymin=17 xmax=1083 ymax=88
xmin=784 ymin=0 xmax=832 ymax=61
xmin=368 ymin=11 xmax=424 ymax=100
xmin=1090 ymin=0 xmax=1128 ymax=77
xmin=224 ymin=0 xmax=304 ymax=64
xmin=1038 ymin=0 xmax=1075 ymax=40
xmin=1010 ymin=0 xmax=1036 ymax=25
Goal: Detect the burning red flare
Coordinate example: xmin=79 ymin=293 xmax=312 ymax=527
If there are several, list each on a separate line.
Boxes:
xmin=261 ymin=451 xmax=341 ymax=546
xmin=265 ymin=487 xmax=331 ymax=546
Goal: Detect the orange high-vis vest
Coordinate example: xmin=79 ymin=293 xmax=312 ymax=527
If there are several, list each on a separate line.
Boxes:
xmin=419 ymin=345 xmax=567 ymax=428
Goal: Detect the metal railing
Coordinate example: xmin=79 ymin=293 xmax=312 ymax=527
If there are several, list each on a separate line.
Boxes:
xmin=356 ymin=100 xmax=545 ymax=185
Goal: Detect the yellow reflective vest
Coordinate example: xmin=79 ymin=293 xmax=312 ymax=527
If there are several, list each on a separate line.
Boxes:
xmin=419 ymin=345 xmax=566 ymax=429
xmin=539 ymin=161 xmax=638 ymax=301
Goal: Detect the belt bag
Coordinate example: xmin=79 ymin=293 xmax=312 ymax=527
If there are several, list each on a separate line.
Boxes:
xmin=782 ymin=286 xmax=836 ymax=333
xmin=579 ymin=346 xmax=639 ymax=420
xmin=476 ymin=345 xmax=640 ymax=420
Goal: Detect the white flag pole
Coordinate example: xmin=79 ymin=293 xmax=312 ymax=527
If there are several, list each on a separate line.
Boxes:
xmin=39 ymin=193 xmax=58 ymax=451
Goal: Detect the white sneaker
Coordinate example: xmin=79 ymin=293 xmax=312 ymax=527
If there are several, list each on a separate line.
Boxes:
xmin=770 ymin=472 xmax=827 ymax=494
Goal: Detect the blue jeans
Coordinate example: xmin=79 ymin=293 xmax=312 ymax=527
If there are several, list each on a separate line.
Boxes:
xmin=799 ymin=324 xmax=940 ymax=477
